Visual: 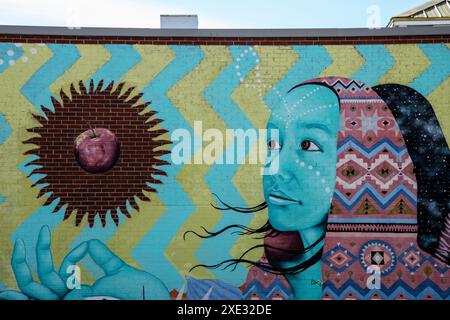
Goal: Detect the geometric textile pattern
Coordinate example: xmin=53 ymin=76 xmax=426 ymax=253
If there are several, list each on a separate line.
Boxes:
xmin=240 ymin=258 xmax=294 ymax=300
xmin=322 ymin=232 xmax=449 ymax=300
xmin=323 ymin=243 xmax=357 ymax=273
xmin=303 ymin=77 xmax=418 ymax=218
xmin=299 ymin=77 xmax=448 ymax=299
xmin=399 ymin=243 xmax=427 ymax=273
xmin=359 ymin=240 xmax=397 ymax=275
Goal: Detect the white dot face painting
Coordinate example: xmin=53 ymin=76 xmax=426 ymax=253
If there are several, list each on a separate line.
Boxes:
xmin=263 ymin=84 xmax=340 ymax=234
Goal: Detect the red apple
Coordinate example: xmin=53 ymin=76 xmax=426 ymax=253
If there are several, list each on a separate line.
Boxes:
xmin=74 ymin=128 xmax=120 ymax=174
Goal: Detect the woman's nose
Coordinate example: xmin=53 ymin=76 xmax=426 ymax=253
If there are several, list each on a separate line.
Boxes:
xmin=274 ymin=147 xmax=296 ymax=183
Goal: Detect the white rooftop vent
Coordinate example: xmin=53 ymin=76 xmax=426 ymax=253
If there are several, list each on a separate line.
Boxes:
xmin=160 ymin=15 xmax=198 ymax=29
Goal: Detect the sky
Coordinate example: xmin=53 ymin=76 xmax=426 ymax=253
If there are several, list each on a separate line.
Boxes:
xmin=0 ymin=0 xmax=429 ymax=29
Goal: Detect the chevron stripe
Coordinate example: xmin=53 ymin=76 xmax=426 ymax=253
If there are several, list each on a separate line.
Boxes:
xmin=0 ymin=44 xmax=72 ymax=290
xmin=0 ymin=43 xmax=24 ymax=73
xmin=230 ymin=45 xmax=299 ymax=129
xmin=336 ymin=153 xmax=416 ymax=190
xmin=231 ymin=46 xmax=299 ymax=266
xmin=40 ymin=212 xmax=89 ymax=285
xmin=242 ymin=278 xmax=294 ymax=300
xmin=337 ymin=136 xmax=407 ymax=158
xmin=320 ymin=46 xmax=365 ymax=78
xmin=165 ymin=46 xmax=231 ymax=282
xmin=378 ymin=44 xmax=431 ymax=85
xmin=90 ymin=44 xmax=140 ymax=88
xmin=203 ymin=46 xmax=254 ymax=129
xmin=11 ymin=44 xmax=140 ymax=282
xmin=46 ymin=45 xmax=112 ymax=269
xmin=49 ymin=44 xmax=111 ymax=97
xmin=334 ymin=184 xmax=417 ymax=210
xmin=72 ymin=211 xmax=127 ymax=274
xmin=0 ymin=112 xmax=12 ymax=145
xmin=61 ymin=44 xmax=143 ymax=279
xmin=323 ymin=278 xmax=448 ymax=300
xmin=102 ymin=45 xmax=174 ymax=274
xmin=265 ymin=46 xmax=332 ymax=111
xmin=198 ymin=46 xmax=255 ymax=285
xmin=327 ymin=217 xmax=418 ymax=224
xmin=336 ymin=172 xmax=415 ymax=192
xmin=352 ymin=45 xmax=394 ymax=86
xmin=132 ymin=46 xmax=202 ymax=291
xmin=120 ymin=45 xmax=171 ymax=91
xmin=230 ymin=46 xmax=280 ymax=270
xmin=229 ymin=143 xmax=268 ymax=265
xmin=231 ymin=45 xmax=332 ymax=265
xmin=16 ymin=157 xmax=45 ymax=190
xmin=12 ymin=44 xmax=115 ymax=282
xmin=409 ymin=44 xmax=450 ymax=97
xmin=20 ymin=44 xmax=80 ymax=114
xmin=106 ymin=197 xmax=166 ymax=271
xmin=428 ymin=80 xmax=450 ymax=143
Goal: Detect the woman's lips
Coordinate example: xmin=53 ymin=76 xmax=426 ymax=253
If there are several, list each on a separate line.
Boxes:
xmin=268 ymin=194 xmax=303 ymax=205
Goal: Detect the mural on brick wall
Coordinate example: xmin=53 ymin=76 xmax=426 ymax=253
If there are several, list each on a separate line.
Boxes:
xmin=0 ymin=43 xmax=448 ymax=300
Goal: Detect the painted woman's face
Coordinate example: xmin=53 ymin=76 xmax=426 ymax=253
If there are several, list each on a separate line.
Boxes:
xmin=263 ymin=84 xmax=340 ymax=235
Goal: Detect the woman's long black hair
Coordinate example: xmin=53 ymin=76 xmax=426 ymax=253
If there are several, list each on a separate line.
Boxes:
xmin=373 ymin=84 xmax=450 ymax=265
xmin=184 ymin=194 xmax=325 ymax=276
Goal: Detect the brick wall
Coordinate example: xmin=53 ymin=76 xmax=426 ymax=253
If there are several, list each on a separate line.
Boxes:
xmin=0 ymin=32 xmax=450 ymax=45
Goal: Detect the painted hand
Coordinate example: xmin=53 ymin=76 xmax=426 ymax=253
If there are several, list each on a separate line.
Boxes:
xmin=63 ymin=239 xmax=171 ymax=300
xmin=0 ymin=225 xmax=88 ymax=300
xmin=0 ymin=226 xmax=170 ymax=300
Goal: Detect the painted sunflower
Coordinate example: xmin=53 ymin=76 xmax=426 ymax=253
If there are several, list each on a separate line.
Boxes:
xmin=23 ymin=80 xmax=171 ymax=227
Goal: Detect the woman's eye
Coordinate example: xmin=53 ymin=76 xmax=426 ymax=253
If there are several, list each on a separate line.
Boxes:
xmin=300 ymin=140 xmax=321 ymax=152
xmin=268 ymin=140 xmax=281 ymax=150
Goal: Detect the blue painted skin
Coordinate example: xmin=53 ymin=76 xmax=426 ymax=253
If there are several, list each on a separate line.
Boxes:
xmin=1 ymin=84 xmax=340 ymax=300
xmin=0 ymin=226 xmax=170 ymax=300
xmin=263 ymin=84 xmax=340 ymax=299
